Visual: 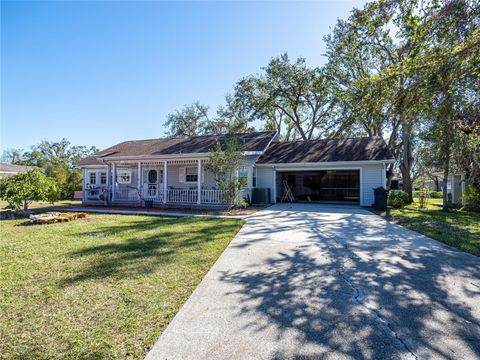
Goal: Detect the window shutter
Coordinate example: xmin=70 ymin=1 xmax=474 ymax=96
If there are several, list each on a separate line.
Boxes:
xmin=179 ymin=167 xmax=186 ymax=183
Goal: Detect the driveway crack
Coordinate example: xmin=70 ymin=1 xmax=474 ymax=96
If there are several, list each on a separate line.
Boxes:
xmin=326 ymin=231 xmax=419 ymax=360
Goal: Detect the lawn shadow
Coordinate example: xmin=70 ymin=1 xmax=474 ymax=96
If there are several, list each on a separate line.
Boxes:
xmin=60 ymin=215 xmax=242 ymax=286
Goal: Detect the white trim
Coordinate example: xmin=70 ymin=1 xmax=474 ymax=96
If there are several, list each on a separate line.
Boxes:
xmin=272 ymin=168 xmax=277 ymax=203
xmin=359 ymin=167 xmax=364 ymax=206
xmin=274 ymin=166 xmax=363 ymax=172
xmin=256 ymin=160 xmax=395 ymax=167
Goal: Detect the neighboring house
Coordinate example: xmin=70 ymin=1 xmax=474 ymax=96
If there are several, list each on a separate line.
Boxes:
xmin=0 ymin=163 xmax=42 ymax=179
xmin=76 ymin=131 xmax=395 ymax=207
xmin=428 ymin=172 xmax=466 ymax=204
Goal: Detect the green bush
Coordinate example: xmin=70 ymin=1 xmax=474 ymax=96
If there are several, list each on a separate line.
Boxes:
xmin=413 ymin=190 xmax=443 ymax=198
xmin=460 ymin=186 xmax=480 ymax=212
xmin=388 ymin=190 xmax=409 ymax=208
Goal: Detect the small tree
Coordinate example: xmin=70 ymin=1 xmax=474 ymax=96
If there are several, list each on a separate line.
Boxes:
xmin=0 ymin=170 xmax=59 ymax=210
xmin=206 ymin=136 xmax=247 ymax=210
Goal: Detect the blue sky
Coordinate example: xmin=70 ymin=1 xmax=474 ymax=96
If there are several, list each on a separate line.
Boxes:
xmin=1 ymin=0 xmax=368 ymax=152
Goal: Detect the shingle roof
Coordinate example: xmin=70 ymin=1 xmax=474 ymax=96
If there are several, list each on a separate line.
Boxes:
xmin=0 ymin=163 xmax=42 ymax=173
xmin=256 ymin=136 xmax=394 ymax=164
xmin=77 ymin=131 xmax=277 ymax=166
xmin=76 ymin=156 xmax=105 ymax=166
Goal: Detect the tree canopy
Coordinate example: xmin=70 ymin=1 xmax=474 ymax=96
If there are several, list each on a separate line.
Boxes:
xmin=0 ymin=170 xmax=59 ymax=210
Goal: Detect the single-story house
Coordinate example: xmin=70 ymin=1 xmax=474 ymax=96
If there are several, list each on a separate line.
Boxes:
xmin=0 ymin=163 xmax=42 ymax=179
xmin=76 ymin=131 xmax=395 ymax=207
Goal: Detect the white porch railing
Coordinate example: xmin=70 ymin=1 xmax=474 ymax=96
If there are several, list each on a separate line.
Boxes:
xmin=112 ymin=187 xmax=251 ymax=205
xmin=115 ymin=188 xmax=139 ymax=201
xmin=168 ymin=189 xmax=198 ymax=203
xmin=201 ymin=189 xmax=225 ymax=204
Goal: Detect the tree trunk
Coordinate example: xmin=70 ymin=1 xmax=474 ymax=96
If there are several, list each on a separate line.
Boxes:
xmin=400 ymin=118 xmax=414 ymax=203
xmin=434 ymin=176 xmax=439 ymax=191
xmin=23 ymin=199 xmax=29 ymax=211
xmin=442 ymin=166 xmax=449 ymax=211
xmin=386 ymin=163 xmax=395 ymax=190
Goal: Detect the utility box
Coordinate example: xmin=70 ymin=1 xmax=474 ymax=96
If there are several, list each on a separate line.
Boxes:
xmin=374 ymin=187 xmax=388 ymax=210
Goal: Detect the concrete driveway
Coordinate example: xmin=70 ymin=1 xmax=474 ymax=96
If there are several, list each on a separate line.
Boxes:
xmin=146 ymin=203 xmax=480 ymax=360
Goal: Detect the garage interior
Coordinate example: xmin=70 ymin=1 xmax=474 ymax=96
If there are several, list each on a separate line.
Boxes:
xmin=278 ymin=170 xmax=360 ymax=204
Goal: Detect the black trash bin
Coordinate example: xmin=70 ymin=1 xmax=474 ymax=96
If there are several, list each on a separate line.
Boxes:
xmin=373 ymin=187 xmax=388 ymax=210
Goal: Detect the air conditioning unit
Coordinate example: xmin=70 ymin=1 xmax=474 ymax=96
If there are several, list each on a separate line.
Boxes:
xmin=251 ymin=188 xmax=271 ymax=204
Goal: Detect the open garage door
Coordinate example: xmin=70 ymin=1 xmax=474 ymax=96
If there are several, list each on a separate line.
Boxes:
xmin=279 ymin=170 xmax=360 ymax=204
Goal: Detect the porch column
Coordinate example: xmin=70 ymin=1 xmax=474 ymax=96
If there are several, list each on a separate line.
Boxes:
xmin=82 ymin=168 xmax=86 ymax=203
xmin=137 ymin=162 xmax=142 ymax=201
xmin=112 ymin=163 xmax=116 ymax=202
xmin=163 ymin=160 xmax=167 ymax=204
xmin=197 ymin=159 xmax=202 ymax=204
xmin=106 ymin=163 xmax=111 ymax=205
xmin=272 ymin=167 xmax=277 ymax=203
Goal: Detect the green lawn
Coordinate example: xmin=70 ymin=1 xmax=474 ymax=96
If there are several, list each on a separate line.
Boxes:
xmin=377 ymin=199 xmax=480 ymax=256
xmin=0 ymin=214 xmax=243 ymax=359
xmin=0 ymin=199 xmax=81 ymax=210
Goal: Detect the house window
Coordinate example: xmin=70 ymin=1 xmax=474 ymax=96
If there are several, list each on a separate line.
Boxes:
xmin=117 ymin=169 xmax=132 ymax=184
xmin=100 ymin=172 xmax=107 ymax=185
xmin=89 ymin=172 xmax=96 ymax=185
xmin=185 ymin=167 xmax=198 ymax=182
xmin=237 ymin=166 xmax=248 ymax=187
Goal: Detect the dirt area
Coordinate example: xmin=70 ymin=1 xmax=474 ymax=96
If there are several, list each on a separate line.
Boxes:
xmin=59 ymin=204 xmax=268 ymax=217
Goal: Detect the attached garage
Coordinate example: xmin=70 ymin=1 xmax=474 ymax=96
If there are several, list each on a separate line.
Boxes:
xmin=254 ymin=137 xmax=395 ymax=207
xmin=278 ymin=170 xmax=360 ymax=204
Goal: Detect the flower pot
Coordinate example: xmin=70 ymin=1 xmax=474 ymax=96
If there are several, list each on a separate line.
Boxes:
xmin=144 ymin=200 xmax=154 ymax=209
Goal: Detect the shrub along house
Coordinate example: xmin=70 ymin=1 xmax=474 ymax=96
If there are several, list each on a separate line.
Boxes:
xmin=76 ymin=131 xmax=395 ymax=207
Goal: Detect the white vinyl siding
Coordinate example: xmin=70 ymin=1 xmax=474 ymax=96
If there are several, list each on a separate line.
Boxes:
xmin=361 ymin=165 xmax=384 ymax=207
xmin=256 ymin=166 xmax=275 ymax=203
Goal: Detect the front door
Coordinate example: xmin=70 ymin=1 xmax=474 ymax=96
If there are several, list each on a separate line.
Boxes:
xmin=147 ymin=169 xmax=158 ymax=196
xmin=143 ymin=168 xmax=164 ymax=199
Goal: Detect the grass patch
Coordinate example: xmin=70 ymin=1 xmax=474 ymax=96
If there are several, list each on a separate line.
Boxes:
xmin=376 ymin=199 xmax=480 ymax=256
xmin=0 ymin=199 xmax=81 ymax=210
xmin=0 ymin=214 xmax=243 ymax=359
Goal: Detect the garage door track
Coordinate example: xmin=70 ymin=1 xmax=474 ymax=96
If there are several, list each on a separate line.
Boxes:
xmin=146 ymin=204 xmax=480 ymax=360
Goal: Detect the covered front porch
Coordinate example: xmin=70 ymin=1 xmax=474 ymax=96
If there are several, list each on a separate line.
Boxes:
xmin=82 ymin=158 xmax=251 ymax=207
